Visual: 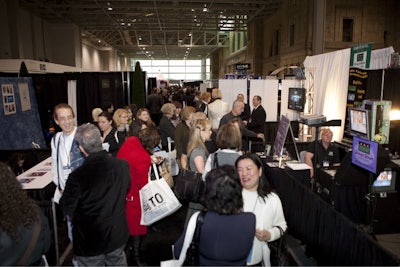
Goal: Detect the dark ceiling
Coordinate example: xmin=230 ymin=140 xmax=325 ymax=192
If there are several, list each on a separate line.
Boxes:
xmin=18 ymin=0 xmax=283 ymax=60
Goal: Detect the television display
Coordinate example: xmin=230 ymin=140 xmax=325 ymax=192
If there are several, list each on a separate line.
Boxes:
xmin=352 ymin=136 xmax=379 ymax=174
xmin=288 ymin=88 xmax=306 ymax=112
xmin=372 ymin=169 xmax=397 ymax=193
xmin=348 ymin=108 xmax=369 ymax=139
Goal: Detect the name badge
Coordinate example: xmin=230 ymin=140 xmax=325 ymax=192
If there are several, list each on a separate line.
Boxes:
xmin=323 ymin=160 xmax=329 ymax=168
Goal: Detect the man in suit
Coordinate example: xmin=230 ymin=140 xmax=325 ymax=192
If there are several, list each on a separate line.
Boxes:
xmin=247 ymin=95 xmax=266 ymax=134
xmin=237 ymin=93 xmax=250 ymax=122
xmin=60 ymin=123 xmax=131 ymax=266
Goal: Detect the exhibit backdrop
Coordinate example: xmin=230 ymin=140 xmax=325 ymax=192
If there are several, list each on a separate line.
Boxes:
xmin=0 ymin=77 xmax=46 ymax=149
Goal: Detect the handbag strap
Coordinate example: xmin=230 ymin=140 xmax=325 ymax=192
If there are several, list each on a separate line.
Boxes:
xmin=213 ymin=153 xmax=219 ymax=169
xmin=192 ymin=210 xmax=205 ymax=246
xmin=17 ymin=214 xmax=42 ymax=265
xmin=274 ymin=225 xmax=287 ymax=252
xmin=150 ymin=163 xmax=160 ymax=181
xmin=178 ymin=211 xmax=201 ymax=261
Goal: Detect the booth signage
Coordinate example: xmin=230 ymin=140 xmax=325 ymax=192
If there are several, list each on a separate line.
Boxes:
xmin=236 ymin=63 xmax=251 ymax=70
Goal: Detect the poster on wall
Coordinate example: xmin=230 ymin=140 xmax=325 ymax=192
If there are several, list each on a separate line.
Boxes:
xmin=0 ymin=77 xmax=46 ymax=149
xmin=19 ymin=82 xmax=31 ymax=111
xmin=2 ymin=84 xmax=16 ymax=115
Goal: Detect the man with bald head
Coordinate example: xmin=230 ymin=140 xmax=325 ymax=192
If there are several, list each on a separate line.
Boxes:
xmin=237 ymin=93 xmax=250 ymax=122
xmin=219 ymin=100 xmax=264 ymax=151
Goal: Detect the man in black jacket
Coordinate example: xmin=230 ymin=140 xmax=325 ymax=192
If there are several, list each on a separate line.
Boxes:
xmin=247 ymin=95 xmax=266 ymax=134
xmin=60 ymin=123 xmax=131 ymax=266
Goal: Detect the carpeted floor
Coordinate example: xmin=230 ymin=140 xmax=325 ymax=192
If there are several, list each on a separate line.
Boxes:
xmin=56 ymin=201 xmax=189 ymax=266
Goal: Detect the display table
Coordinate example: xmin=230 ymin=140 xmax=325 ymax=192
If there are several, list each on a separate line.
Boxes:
xmin=17 ymin=157 xmax=55 ymax=201
xmin=17 ymin=156 xmax=59 ymax=266
xmin=264 ymin=165 xmax=399 ymax=265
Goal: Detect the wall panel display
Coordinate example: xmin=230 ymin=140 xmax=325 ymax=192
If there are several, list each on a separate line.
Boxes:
xmin=281 ymin=80 xmax=303 ymax=121
xmin=250 ymin=80 xmax=278 ymax=122
xmin=0 ymin=77 xmax=46 ymax=149
xmin=219 ymin=79 xmax=247 ymax=107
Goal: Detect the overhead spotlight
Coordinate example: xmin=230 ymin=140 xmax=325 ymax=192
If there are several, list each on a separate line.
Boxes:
xmin=191 ymin=8 xmax=195 ymax=12
xmin=107 ymin=2 xmax=112 ymax=11
xmin=188 ymin=33 xmax=192 ymax=37
xmin=139 ymin=37 xmax=142 ymax=41
xmin=203 ymin=4 xmax=208 ymax=12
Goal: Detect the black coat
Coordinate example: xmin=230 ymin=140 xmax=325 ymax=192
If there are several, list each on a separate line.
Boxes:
xmin=159 ymin=115 xmax=175 ymax=149
xmin=247 ymin=105 xmax=266 ymax=134
xmin=60 ymin=150 xmax=131 ymax=256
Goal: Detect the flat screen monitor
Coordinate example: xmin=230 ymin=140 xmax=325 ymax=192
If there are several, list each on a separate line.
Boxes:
xmin=348 ymin=108 xmax=369 ymax=139
xmin=352 ymin=136 xmax=379 ymax=174
xmin=372 ymin=169 xmax=396 ymax=193
xmin=288 ymin=88 xmax=306 ymax=112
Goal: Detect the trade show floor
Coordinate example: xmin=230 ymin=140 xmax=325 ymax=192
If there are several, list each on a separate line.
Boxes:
xmin=53 ymin=197 xmax=400 ymax=266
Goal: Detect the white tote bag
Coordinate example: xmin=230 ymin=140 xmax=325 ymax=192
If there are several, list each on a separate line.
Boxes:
xmin=140 ymin=164 xmax=182 ymax=226
xmin=154 ymin=137 xmax=179 ymax=176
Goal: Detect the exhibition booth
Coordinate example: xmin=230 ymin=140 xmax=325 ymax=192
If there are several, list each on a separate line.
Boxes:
xmin=1 ymin=46 xmax=400 ymax=265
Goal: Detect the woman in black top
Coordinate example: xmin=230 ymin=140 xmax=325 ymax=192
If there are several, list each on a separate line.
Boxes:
xmin=98 ymin=111 xmax=124 ymax=156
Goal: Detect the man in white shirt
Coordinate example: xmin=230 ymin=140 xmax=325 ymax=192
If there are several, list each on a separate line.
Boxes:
xmin=50 ymin=103 xmax=84 ymax=266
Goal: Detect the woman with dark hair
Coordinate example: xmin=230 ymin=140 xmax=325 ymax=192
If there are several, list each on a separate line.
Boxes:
xmin=97 ymin=111 xmax=124 ymax=156
xmin=117 ymin=127 xmax=161 ymax=266
xmin=235 ymin=153 xmax=287 ymax=266
xmin=0 ymin=162 xmax=51 ymax=265
xmin=137 ymin=108 xmax=156 ymax=127
xmin=128 ymin=119 xmax=147 ymax=137
xmin=174 ymin=166 xmax=255 ymax=266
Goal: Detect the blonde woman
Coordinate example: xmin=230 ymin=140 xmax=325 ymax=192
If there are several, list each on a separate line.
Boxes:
xmin=113 ymin=108 xmax=129 ymax=142
xmin=207 ymin=88 xmax=229 ymax=131
xmin=187 ymin=119 xmax=212 ymax=174
xmin=185 ymin=118 xmax=212 ymax=225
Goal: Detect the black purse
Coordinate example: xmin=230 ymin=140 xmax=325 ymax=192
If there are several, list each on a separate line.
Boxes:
xmin=183 ymin=211 xmax=205 ymax=266
xmin=268 ymin=226 xmax=294 ymax=266
xmin=174 ymin=169 xmax=205 ymax=203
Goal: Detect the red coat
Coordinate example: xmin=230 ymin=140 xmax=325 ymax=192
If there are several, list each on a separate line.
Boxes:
xmin=117 ymin=136 xmax=151 ymax=235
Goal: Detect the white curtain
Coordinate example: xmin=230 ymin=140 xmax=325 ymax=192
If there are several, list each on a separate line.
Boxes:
xmin=303 ymin=46 xmax=394 ymax=141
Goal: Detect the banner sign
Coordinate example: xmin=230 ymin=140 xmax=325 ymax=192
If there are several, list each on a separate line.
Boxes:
xmin=350 ymin=43 xmax=372 ymax=69
xmin=236 ymin=63 xmax=251 ymax=70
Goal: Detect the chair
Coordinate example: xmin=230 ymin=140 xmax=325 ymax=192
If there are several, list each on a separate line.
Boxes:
xmin=300 ymin=150 xmax=307 ymax=163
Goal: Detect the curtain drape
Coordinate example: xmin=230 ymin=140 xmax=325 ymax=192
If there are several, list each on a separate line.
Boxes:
xmin=303 ymin=47 xmax=395 ymax=141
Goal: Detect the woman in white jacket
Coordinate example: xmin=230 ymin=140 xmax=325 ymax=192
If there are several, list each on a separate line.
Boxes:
xmin=236 ymin=153 xmax=287 ymax=266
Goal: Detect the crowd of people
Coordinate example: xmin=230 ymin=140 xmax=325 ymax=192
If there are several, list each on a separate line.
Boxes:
xmin=1 ymin=85 xmax=292 ymax=266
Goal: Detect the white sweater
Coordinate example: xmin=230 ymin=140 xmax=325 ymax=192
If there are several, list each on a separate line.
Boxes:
xmin=242 ymin=189 xmax=287 ymax=266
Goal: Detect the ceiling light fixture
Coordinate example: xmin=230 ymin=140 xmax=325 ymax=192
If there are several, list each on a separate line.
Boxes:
xmin=203 ymin=4 xmax=208 ymax=12
xmin=107 ymin=2 xmax=112 ymax=11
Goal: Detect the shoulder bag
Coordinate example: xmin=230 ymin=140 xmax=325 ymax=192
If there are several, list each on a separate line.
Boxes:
xmin=160 ymin=211 xmax=204 ymax=267
xmin=183 ymin=210 xmax=205 ymax=266
xmin=173 ymin=168 xmax=205 ymax=203
xmin=267 ymin=226 xmax=295 ymax=266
